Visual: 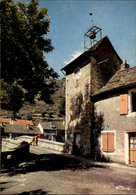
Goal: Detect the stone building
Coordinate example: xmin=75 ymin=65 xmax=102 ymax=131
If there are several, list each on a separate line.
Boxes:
xmin=0 ymin=118 xmax=40 ymax=139
xmin=92 ymin=63 xmax=136 ymax=164
xmin=1 ymin=124 xmax=41 ymax=139
xmin=61 ymin=36 xmax=122 ymax=156
xmin=38 ymin=121 xmax=65 ymax=142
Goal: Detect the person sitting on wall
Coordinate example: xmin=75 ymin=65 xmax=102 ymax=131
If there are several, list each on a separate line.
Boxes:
xmin=30 ymin=134 xmax=41 ymax=146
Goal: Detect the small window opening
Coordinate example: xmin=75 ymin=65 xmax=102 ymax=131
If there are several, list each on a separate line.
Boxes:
xmin=74 ymin=68 xmax=80 ymax=77
xmin=132 ymin=92 xmax=136 ymax=112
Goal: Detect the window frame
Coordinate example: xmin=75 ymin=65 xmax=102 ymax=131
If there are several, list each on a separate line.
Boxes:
xmin=128 ymin=89 xmax=136 ymax=116
xmin=132 ymin=92 xmax=136 ymax=112
xmin=101 ymin=130 xmax=116 ymax=154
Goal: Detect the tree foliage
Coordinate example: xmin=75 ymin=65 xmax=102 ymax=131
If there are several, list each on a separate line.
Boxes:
xmin=59 ymin=97 xmax=65 ymax=116
xmin=0 ymin=79 xmax=24 ymax=113
xmin=0 ymin=0 xmax=58 ymax=112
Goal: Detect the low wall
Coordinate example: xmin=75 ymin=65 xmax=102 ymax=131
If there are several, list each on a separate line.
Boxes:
xmin=2 ymin=139 xmax=30 ymax=169
xmin=2 ymin=138 xmax=21 ymax=151
xmin=3 ymin=136 xmax=65 ymax=152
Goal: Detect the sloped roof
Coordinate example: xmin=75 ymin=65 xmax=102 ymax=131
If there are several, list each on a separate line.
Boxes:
xmin=61 ymin=36 xmax=121 ymax=72
xmin=0 ymin=118 xmax=10 ymax=124
xmin=39 ymin=121 xmax=65 ymax=131
xmin=55 ymin=121 xmax=65 ymax=130
xmin=13 ymin=119 xmax=34 ymax=126
xmin=92 ymin=66 xmax=136 ymax=96
xmin=3 ymin=124 xmax=41 ymax=135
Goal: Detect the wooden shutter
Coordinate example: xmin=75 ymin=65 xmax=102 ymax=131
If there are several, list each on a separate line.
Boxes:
xmin=102 ymin=132 xmax=115 ymax=152
xmin=108 ymin=133 xmax=114 ymax=152
xmin=120 ymin=94 xmax=128 ymax=115
xmin=102 ymin=133 xmax=108 ymax=152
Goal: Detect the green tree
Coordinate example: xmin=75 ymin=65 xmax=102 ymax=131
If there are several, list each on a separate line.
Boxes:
xmin=41 ymin=111 xmax=46 ymax=119
xmin=26 ymin=114 xmax=33 ymax=120
xmin=48 ymin=112 xmax=53 ymax=118
xmin=59 ymin=97 xmax=65 ymax=116
xmin=0 ymin=0 xmax=58 ymax=112
xmin=0 ymin=79 xmax=24 ymax=114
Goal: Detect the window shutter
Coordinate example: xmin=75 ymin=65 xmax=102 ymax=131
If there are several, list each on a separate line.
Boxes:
xmin=120 ymin=94 xmax=128 ymax=115
xmin=102 ymin=133 xmax=108 ymax=152
xmin=108 ymin=133 xmax=114 ymax=152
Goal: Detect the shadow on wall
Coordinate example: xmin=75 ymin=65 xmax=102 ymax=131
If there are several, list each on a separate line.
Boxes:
xmin=92 ymin=109 xmax=110 ymax=162
xmin=64 ymin=98 xmax=111 ymax=162
xmin=64 ymin=90 xmax=92 ymax=156
xmin=61 ymin=84 xmax=111 ymax=161
xmin=1 ymin=141 xmax=29 ymax=169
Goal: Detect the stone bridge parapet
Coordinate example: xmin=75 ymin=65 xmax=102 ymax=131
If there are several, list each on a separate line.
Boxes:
xmin=2 ymin=136 xmax=65 ymax=153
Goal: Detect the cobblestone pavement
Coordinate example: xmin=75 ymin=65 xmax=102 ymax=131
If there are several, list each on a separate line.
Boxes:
xmin=0 ymin=146 xmax=136 ymax=194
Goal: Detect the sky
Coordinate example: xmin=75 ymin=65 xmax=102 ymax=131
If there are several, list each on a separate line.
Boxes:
xmin=25 ymin=0 xmax=136 ymax=78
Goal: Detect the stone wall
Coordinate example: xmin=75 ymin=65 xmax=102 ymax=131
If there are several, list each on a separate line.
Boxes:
xmin=64 ymin=37 xmax=122 ymax=157
xmin=65 ymin=62 xmax=92 ymax=155
xmin=5 ymin=136 xmax=65 ymax=152
xmin=91 ymin=43 xmax=121 ymax=95
xmin=2 ymin=139 xmax=29 ymax=169
xmin=2 ymin=138 xmax=20 ymax=151
xmin=65 ymin=56 xmax=121 ymax=156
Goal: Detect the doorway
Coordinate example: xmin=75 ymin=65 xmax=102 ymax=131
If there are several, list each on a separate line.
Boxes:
xmin=129 ymin=133 xmax=136 ymax=164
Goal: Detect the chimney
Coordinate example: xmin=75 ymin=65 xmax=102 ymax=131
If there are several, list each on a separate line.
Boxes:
xmin=9 ymin=118 xmax=13 ymax=124
xmin=63 ymin=120 xmax=65 ymax=126
xmin=121 ymin=59 xmax=129 ymax=70
xmin=50 ymin=122 xmax=56 ymax=129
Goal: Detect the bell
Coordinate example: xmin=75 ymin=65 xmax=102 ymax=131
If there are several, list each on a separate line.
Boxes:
xmin=89 ymin=31 xmax=96 ymax=39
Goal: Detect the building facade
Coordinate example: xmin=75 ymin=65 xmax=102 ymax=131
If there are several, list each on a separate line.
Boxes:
xmin=38 ymin=121 xmax=65 ymax=142
xmin=92 ymin=64 xmax=136 ymax=164
xmin=62 ymin=36 xmax=122 ymax=156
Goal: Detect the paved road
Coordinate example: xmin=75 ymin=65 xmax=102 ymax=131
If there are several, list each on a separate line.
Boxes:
xmin=30 ymin=145 xmax=63 ymax=155
xmin=0 ymin=146 xmax=136 ymax=194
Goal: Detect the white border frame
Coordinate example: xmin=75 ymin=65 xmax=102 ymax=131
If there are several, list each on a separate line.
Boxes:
xmin=124 ymin=131 xmax=129 ymax=164
xmin=124 ymin=130 xmax=136 ymax=164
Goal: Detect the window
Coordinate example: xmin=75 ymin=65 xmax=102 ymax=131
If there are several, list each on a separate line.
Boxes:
xmin=129 ymin=90 xmax=136 ymax=114
xmin=74 ymin=68 xmax=81 ymax=77
xmin=102 ymin=132 xmax=115 ymax=152
xmin=132 ymin=92 xmax=136 ymax=112
xmin=120 ymin=94 xmax=128 ymax=115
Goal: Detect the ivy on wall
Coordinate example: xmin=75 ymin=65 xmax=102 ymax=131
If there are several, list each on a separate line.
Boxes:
xmin=70 ymin=93 xmax=83 ymax=119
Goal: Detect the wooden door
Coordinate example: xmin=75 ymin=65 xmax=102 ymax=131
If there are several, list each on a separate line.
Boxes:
xmin=129 ymin=133 xmax=136 ymax=165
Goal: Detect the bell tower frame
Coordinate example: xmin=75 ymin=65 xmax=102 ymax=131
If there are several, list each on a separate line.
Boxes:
xmin=84 ymin=25 xmax=102 ymax=51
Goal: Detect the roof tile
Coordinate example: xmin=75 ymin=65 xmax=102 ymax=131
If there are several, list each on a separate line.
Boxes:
xmin=3 ymin=124 xmax=40 ymax=135
xmin=0 ymin=119 xmax=10 ymax=123
xmin=13 ymin=120 xmax=34 ymax=126
xmin=93 ymin=66 xmax=136 ymax=96
xmin=39 ymin=121 xmax=65 ymax=130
